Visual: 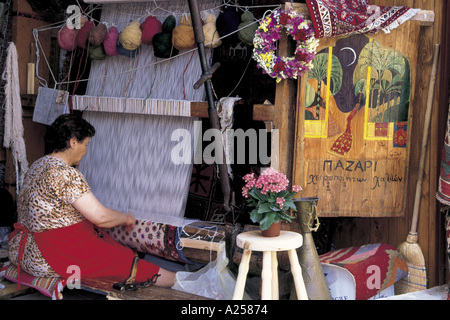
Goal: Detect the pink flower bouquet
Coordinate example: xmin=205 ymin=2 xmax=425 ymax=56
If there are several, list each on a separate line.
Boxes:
xmin=242 ymin=168 xmax=302 ymax=231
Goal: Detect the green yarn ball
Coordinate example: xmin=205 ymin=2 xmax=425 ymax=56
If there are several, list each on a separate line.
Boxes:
xmin=88 ymin=44 xmax=106 ymax=60
xmin=153 ymin=15 xmax=178 ymax=58
xmin=238 ymin=11 xmax=258 ymax=46
xmin=162 ymin=15 xmax=176 ymax=33
xmin=153 ymin=33 xmax=178 ymax=58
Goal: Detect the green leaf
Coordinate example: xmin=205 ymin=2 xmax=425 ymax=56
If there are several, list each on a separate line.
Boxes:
xmin=259 ymin=212 xmax=277 ymax=231
xmin=250 ymin=188 xmax=267 ymax=202
xmin=283 ymin=199 xmax=297 ymax=211
xmin=249 ymin=208 xmax=261 ymax=223
xmin=277 ymin=190 xmax=289 ymax=198
xmin=269 ymin=204 xmax=281 ymax=212
xmin=257 ymin=202 xmax=272 ymax=213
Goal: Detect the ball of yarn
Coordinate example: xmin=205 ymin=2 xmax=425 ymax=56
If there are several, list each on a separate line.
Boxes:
xmin=116 ymin=38 xmax=140 ymax=58
xmin=58 ymin=24 xmax=77 ymax=51
xmin=76 ymin=20 xmax=94 ymax=49
xmin=153 ymin=33 xmax=178 ymax=58
xmin=172 ymin=15 xmax=195 ymax=50
xmin=152 ymin=15 xmax=178 ymax=58
xmin=216 ymin=6 xmax=240 ymax=45
xmin=79 ymin=15 xmax=89 ymax=28
xmin=103 ymin=26 xmax=119 ymax=56
xmin=203 ymin=14 xmax=221 ymax=48
xmin=162 ymin=15 xmax=176 ymax=34
xmin=140 ymin=15 xmax=162 ymax=45
xmin=88 ymin=44 xmax=106 ymax=60
xmin=89 ymin=23 xmax=107 ymax=46
xmin=119 ymin=20 xmax=142 ymax=50
xmin=238 ymin=11 xmax=258 ymax=46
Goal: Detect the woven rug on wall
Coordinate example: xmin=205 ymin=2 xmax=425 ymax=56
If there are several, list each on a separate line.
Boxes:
xmin=305 ymin=0 xmax=419 ymax=38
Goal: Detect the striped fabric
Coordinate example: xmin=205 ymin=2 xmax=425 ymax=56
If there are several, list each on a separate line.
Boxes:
xmin=1 ymin=263 xmax=66 ymax=300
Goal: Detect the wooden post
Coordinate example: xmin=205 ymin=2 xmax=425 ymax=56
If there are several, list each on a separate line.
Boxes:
xmin=272 ymin=31 xmax=296 ymax=183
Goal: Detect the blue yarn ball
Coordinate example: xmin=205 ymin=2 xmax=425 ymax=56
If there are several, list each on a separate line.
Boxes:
xmin=116 ymin=38 xmax=140 ymax=58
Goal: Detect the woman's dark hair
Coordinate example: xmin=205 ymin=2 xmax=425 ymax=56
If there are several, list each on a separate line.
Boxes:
xmin=45 ymin=114 xmax=95 ymax=154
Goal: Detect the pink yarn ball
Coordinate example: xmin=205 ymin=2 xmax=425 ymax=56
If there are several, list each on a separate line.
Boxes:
xmin=76 ymin=20 xmax=94 ymax=49
xmin=58 ymin=25 xmax=77 ymax=51
xmin=140 ymin=15 xmax=162 ymax=45
xmin=104 ymin=26 xmax=119 ymax=56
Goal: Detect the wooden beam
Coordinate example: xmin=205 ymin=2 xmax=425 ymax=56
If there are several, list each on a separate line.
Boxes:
xmin=252 ymin=104 xmax=275 ymax=122
xmin=189 ymin=101 xmax=209 ymax=117
xmin=0 ymin=280 xmax=32 ymax=300
xmin=410 ymin=10 xmax=435 ymax=26
xmin=179 ymin=238 xmax=223 ymax=252
xmin=81 ymin=276 xmax=209 ymax=300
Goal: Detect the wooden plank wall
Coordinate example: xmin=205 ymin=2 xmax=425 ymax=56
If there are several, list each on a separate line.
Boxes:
xmin=328 ymin=0 xmax=447 ymax=288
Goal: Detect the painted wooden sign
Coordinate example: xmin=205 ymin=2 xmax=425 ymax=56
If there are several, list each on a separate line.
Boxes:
xmin=294 ymin=21 xmax=420 ymax=217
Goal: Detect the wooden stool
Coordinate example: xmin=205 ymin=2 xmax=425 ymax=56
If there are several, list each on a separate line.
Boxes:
xmin=232 ymin=230 xmax=308 ymax=300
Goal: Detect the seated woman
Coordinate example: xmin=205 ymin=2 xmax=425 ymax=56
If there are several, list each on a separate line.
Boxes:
xmin=8 ymin=114 xmax=175 ymax=287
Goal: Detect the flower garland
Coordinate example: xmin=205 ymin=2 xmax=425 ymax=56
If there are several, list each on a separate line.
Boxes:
xmin=252 ymin=8 xmax=319 ymax=83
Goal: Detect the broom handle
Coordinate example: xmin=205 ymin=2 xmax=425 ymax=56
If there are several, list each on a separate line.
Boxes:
xmin=410 ymin=44 xmax=440 ymax=234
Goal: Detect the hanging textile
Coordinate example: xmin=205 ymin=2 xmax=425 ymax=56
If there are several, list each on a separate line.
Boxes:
xmin=2 ymin=42 xmax=28 ymax=191
xmin=305 ymin=0 xmax=420 ymax=38
xmin=437 ymin=105 xmax=450 ymax=205
xmin=32 ymin=87 xmax=69 ymax=125
xmin=218 ymin=96 xmax=241 ymax=180
xmin=437 ymin=106 xmax=450 ymax=276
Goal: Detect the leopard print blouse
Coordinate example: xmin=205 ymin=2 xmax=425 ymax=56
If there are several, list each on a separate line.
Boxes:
xmin=8 ymin=155 xmax=90 ymax=277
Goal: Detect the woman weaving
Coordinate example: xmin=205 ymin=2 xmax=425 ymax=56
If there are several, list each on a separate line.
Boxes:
xmin=8 ymin=114 xmax=175 ymax=287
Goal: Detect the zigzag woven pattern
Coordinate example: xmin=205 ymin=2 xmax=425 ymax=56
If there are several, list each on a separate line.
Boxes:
xmin=319 ymin=243 xmax=408 ymax=300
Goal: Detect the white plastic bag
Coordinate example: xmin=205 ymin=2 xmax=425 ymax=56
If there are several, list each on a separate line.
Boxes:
xmin=172 ymin=243 xmax=250 ymax=300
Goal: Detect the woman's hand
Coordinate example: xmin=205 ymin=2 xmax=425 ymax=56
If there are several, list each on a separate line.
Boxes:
xmin=123 ymin=212 xmax=136 ymax=230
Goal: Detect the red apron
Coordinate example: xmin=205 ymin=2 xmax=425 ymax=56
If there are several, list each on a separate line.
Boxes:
xmin=10 ymin=220 xmax=160 ymax=282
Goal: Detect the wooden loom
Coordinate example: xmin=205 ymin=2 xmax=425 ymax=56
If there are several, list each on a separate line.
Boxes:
xmin=60 ymin=0 xmax=227 ymax=299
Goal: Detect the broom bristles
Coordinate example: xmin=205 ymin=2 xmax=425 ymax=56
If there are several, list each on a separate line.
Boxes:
xmin=396 ymin=240 xmax=427 ymax=294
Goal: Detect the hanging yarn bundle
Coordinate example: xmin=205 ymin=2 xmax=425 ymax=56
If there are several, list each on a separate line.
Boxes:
xmin=88 ymin=23 xmax=107 ymax=46
xmin=238 ymin=11 xmax=257 ymax=46
xmin=140 ymin=15 xmax=162 ymax=45
xmin=153 ymin=15 xmax=178 ymax=58
xmin=119 ymin=20 xmax=142 ymax=50
xmin=76 ymin=20 xmax=94 ymax=49
xmin=172 ymin=15 xmax=196 ymax=51
xmin=203 ymin=14 xmax=221 ymax=48
xmin=116 ymin=38 xmax=140 ymax=58
xmin=57 ymin=24 xmax=78 ymax=51
xmin=103 ymin=26 xmax=119 ymax=56
xmin=3 ymin=43 xmax=29 ymax=191
xmin=88 ymin=44 xmax=106 ymax=60
xmin=216 ymin=5 xmax=240 ymax=45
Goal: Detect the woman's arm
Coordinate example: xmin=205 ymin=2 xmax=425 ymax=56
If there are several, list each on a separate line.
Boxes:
xmin=72 ymin=191 xmax=136 ymax=228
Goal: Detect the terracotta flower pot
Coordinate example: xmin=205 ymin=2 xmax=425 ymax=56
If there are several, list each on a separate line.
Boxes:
xmin=261 ymin=221 xmax=281 ymax=237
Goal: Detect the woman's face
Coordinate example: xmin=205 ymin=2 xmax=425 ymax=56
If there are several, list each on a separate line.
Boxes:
xmin=71 ymin=137 xmax=90 ymax=166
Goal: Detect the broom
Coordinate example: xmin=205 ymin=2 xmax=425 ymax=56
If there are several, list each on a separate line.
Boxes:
xmin=396 ymin=44 xmax=440 ymax=294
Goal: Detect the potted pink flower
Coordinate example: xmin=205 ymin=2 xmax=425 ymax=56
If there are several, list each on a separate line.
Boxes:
xmin=242 ymin=168 xmax=302 ymax=236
